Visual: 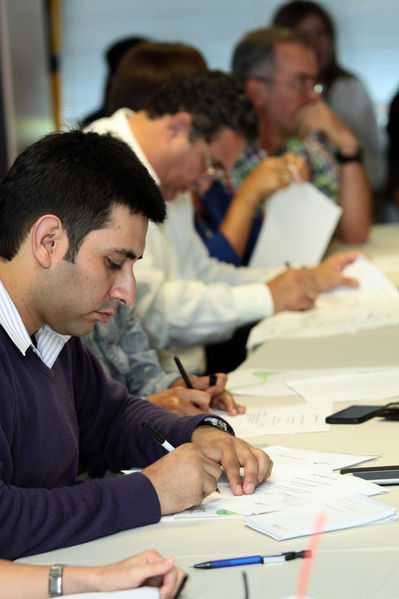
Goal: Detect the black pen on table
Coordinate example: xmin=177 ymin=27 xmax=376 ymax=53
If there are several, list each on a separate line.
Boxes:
xmin=141 ymin=422 xmax=221 ymax=493
xmin=174 ymin=355 xmax=193 ymax=388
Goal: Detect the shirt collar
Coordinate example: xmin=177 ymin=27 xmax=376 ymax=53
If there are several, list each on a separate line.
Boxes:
xmin=98 ymin=108 xmax=161 ymax=187
xmin=0 ymin=280 xmax=70 ymax=368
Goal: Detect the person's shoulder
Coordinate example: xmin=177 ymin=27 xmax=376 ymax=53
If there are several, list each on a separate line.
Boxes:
xmin=85 ymin=108 xmax=132 ymax=133
xmin=329 ymin=74 xmax=370 ymax=99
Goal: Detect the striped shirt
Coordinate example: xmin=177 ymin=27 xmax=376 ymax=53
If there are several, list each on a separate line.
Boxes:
xmin=0 ymin=280 xmax=69 ymax=369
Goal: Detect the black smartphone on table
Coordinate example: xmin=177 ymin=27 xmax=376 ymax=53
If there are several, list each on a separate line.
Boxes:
xmin=325 ymin=404 xmax=384 ymax=424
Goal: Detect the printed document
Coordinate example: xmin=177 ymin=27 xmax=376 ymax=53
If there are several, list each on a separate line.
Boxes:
xmin=172 ymin=447 xmax=382 ymax=519
xmin=247 ymin=256 xmax=399 ymax=348
xmin=217 ymin=404 xmax=332 ymax=436
xmin=264 ymin=445 xmax=378 ymax=471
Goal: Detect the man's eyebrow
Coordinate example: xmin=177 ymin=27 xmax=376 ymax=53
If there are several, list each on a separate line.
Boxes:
xmin=110 ymin=248 xmax=139 ymax=260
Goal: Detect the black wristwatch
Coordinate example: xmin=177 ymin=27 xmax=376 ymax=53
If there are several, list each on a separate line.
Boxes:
xmin=199 ymin=416 xmax=235 ymax=436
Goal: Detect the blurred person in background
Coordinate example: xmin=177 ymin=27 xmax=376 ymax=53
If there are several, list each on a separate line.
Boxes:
xmin=272 ymin=0 xmax=385 ymax=199
xmin=84 ymin=42 xmax=244 ymax=409
xmin=231 ymin=26 xmax=372 ymax=243
xmin=81 ymin=35 xmax=148 ymax=126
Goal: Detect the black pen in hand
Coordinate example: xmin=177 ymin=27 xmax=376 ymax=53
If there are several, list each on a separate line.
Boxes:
xmin=142 ymin=422 xmax=175 ymax=452
xmin=174 ymin=356 xmax=193 ymax=388
xmin=141 ymin=423 xmax=221 ymax=494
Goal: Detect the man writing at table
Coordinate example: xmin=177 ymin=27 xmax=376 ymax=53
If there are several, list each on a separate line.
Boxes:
xmin=0 ymin=130 xmax=272 ymax=560
xmin=88 ymin=70 xmax=359 ymax=375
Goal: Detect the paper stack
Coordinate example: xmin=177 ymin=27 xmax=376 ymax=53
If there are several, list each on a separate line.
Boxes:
xmin=245 ymin=494 xmax=397 ymax=540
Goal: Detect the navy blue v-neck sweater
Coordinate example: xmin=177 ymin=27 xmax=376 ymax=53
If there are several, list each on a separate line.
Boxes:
xmin=0 ymin=327 xmax=208 ymax=559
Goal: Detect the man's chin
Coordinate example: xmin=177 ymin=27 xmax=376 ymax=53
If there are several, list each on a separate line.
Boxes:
xmin=160 ymin=185 xmax=184 ymax=201
xmin=65 ymin=320 xmax=96 ymax=338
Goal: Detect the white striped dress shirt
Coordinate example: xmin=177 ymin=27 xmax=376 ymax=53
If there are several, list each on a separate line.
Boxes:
xmin=0 ymin=280 xmax=70 ymax=369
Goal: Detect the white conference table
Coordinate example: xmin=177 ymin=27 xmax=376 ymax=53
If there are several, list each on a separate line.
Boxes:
xmin=20 ymin=227 xmax=399 ymax=599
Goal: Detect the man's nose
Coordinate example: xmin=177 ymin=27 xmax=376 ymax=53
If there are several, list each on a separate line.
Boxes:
xmin=110 ymin=269 xmax=136 ymax=306
xmin=304 ymin=86 xmax=322 ymax=104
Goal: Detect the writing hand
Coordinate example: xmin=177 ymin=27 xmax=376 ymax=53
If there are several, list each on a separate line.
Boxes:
xmin=173 ymin=373 xmax=245 ymax=416
xmin=147 ymin=387 xmax=211 ymax=416
xmin=142 ymin=444 xmax=222 ymax=514
xmin=267 ymin=268 xmax=319 ymax=312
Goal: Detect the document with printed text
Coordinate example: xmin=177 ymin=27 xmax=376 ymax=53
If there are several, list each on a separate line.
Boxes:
xmin=216 ymin=404 xmax=332 ymax=436
xmin=172 ymin=446 xmax=381 ymax=519
xmin=247 ymin=255 xmax=399 ymax=349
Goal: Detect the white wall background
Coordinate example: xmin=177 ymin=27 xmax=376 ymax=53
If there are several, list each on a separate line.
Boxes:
xmin=61 ymin=0 xmax=399 ymax=127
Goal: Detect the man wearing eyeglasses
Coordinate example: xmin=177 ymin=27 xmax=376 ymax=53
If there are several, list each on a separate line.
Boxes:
xmin=88 ymin=70 xmax=359 ymax=375
xmin=231 ymin=26 xmax=372 ymax=244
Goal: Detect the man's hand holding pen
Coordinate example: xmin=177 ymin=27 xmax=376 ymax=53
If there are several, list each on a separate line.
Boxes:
xmin=171 ymin=372 xmax=246 ymax=416
xmin=141 ymin=422 xmax=272 ymax=515
xmin=191 ymin=426 xmax=273 ymax=496
xmin=171 ymin=357 xmax=245 ymax=416
xmin=141 ymin=443 xmax=223 ymax=515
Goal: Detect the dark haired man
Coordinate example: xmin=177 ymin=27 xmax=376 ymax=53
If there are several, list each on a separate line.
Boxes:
xmin=0 ymin=130 xmax=272 ymax=559
xmin=88 ymin=70 xmax=359 ymax=375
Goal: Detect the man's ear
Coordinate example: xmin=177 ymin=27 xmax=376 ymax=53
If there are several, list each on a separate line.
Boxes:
xmin=244 ymin=78 xmax=268 ymax=110
xmin=31 ymin=215 xmax=69 ymax=268
xmin=168 ymin=112 xmax=193 ymax=137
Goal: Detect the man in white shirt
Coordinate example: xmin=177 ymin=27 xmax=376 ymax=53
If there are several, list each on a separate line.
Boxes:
xmin=88 ymin=71 xmax=358 ymax=374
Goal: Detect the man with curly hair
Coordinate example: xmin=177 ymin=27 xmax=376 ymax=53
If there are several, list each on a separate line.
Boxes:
xmin=88 ymin=70 xmax=358 ymax=374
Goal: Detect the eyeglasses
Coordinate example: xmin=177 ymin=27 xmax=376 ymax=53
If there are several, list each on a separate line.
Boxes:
xmin=203 ymin=144 xmax=227 ymax=180
xmin=254 ymin=75 xmax=325 ymax=95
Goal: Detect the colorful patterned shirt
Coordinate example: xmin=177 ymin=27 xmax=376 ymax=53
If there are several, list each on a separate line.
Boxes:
xmin=230 ymin=132 xmax=340 ymax=203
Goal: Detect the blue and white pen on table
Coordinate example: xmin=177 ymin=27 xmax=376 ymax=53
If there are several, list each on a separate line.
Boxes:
xmin=142 ymin=422 xmax=175 ymax=452
xmin=193 ymin=550 xmax=311 ymax=569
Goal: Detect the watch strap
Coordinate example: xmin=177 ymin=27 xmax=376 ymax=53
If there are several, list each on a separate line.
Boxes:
xmin=201 ymin=416 xmax=235 ymax=436
xmin=49 ymin=564 xmax=64 ymax=597
xmin=335 ymin=147 xmax=363 ymax=164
